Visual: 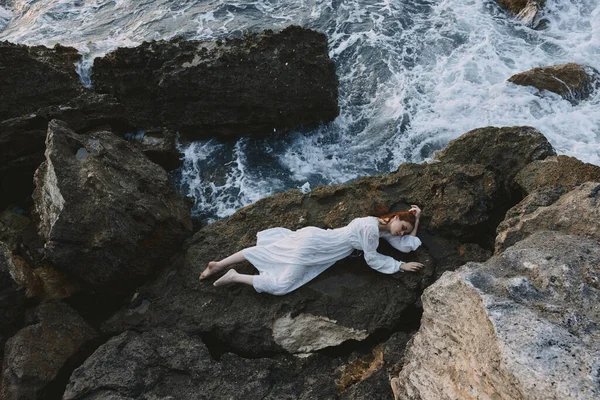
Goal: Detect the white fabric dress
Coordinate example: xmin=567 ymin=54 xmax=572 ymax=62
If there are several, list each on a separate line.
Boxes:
xmin=242 ymin=216 xmax=421 ymax=296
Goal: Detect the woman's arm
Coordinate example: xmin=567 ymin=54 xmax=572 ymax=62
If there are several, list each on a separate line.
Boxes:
xmin=409 ymin=205 xmax=421 ymax=237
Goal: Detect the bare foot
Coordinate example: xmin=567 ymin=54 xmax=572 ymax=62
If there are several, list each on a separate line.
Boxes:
xmin=199 ymin=261 xmax=222 ymax=280
xmin=213 ymin=269 xmax=238 ymax=287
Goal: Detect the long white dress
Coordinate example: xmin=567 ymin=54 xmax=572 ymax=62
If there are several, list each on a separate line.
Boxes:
xmin=242 ymin=216 xmax=421 ymax=296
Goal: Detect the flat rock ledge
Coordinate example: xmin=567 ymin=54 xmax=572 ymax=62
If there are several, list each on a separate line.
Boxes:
xmin=394 ymin=231 xmax=600 ymax=400
xmin=508 ymin=63 xmax=599 ymax=104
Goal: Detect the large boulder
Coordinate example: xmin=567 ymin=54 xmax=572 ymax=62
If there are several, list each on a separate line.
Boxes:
xmin=63 ymin=328 xmax=344 ymax=400
xmin=495 ymin=182 xmax=600 ymax=253
xmin=1 ymin=301 xmax=97 ymax=400
xmin=508 ymin=63 xmax=599 ymax=104
xmin=395 ymin=231 xmax=600 ymax=400
xmin=434 ymin=126 xmax=555 ymax=197
xmin=101 ymin=153 xmax=504 ymax=359
xmin=0 ymin=91 xmax=129 ymax=210
xmin=515 ymin=155 xmax=600 ymax=195
xmin=92 ymin=25 xmax=339 ymax=139
xmin=0 ymin=41 xmax=83 ymax=121
xmin=32 ymin=120 xmax=192 ymax=290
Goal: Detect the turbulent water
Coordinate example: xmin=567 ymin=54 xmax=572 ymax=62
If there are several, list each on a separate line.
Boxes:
xmin=2 ymin=0 xmax=599 ymax=221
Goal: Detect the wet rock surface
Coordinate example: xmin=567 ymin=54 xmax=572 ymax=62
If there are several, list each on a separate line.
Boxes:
xmin=92 ymin=25 xmax=339 ymax=139
xmin=508 ymin=63 xmax=599 ymax=104
xmin=497 ymin=0 xmax=545 ymax=25
xmin=1 ymin=300 xmax=97 ymax=400
xmin=395 ymin=231 xmax=600 ymax=400
xmin=32 ymin=120 xmax=192 ymax=290
xmin=495 ymin=182 xmax=600 ymax=253
xmin=0 ymin=41 xmax=83 ymax=121
xmin=515 ymin=155 xmax=600 ymax=194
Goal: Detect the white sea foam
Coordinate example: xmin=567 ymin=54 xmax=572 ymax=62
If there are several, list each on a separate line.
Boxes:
xmin=0 ymin=5 xmax=13 ymax=31
xmin=1 ymin=0 xmax=599 ymax=220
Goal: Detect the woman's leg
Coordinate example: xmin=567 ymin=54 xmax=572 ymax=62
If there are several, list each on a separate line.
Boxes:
xmin=213 ymin=269 xmax=254 ymax=287
xmin=199 ymin=250 xmax=247 ymax=279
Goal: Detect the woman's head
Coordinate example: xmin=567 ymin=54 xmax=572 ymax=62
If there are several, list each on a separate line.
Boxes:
xmin=379 ymin=210 xmax=417 ymax=236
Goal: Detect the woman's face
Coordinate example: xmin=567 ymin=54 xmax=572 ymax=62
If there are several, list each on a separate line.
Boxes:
xmin=390 ymin=217 xmax=413 ymax=236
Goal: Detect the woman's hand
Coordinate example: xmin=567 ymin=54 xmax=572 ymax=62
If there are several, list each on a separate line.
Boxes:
xmin=409 ymin=205 xmax=421 ymax=219
xmin=400 ymin=262 xmax=424 ymax=272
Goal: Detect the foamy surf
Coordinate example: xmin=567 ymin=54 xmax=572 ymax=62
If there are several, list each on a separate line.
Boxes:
xmin=1 ymin=0 xmax=599 ymax=221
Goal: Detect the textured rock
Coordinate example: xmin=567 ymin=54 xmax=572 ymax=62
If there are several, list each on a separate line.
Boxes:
xmin=0 ymin=91 xmax=128 ymax=210
xmin=339 ymin=332 xmax=412 ymax=400
xmin=92 ymin=25 xmax=339 ymax=139
xmin=0 ymin=242 xmax=25 ymax=361
xmin=273 ymin=313 xmax=369 ymax=354
xmin=0 ymin=209 xmax=31 ymax=253
xmin=101 ymin=157 xmax=506 ymax=357
xmin=497 ymin=0 xmax=545 ymax=25
xmin=32 ymin=120 xmax=192 ymax=289
xmin=0 ymin=240 xmax=79 ymax=301
xmin=508 ymin=63 xmax=599 ymax=104
xmin=1 ymin=301 xmax=97 ymax=400
xmin=63 ymin=328 xmax=344 ymax=400
xmin=395 ymin=231 xmax=600 ymax=400
xmin=495 ymin=182 xmax=600 ymax=253
xmin=0 ymin=41 xmax=83 ymax=121
xmin=515 ymin=155 xmax=600 ymax=195
xmin=434 ymin=126 xmax=555 ymax=195
xmin=127 ymin=127 xmax=182 ymax=171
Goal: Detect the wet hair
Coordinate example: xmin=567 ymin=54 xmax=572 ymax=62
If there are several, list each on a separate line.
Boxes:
xmin=378 ymin=210 xmax=417 ymax=226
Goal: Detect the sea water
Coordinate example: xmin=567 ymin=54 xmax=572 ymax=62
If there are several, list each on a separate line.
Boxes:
xmin=1 ymin=0 xmax=598 ymax=221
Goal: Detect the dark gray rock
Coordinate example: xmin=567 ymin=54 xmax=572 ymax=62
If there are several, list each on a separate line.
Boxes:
xmin=0 ymin=209 xmax=31 ymax=253
xmin=32 ymin=120 xmax=192 ymax=290
xmin=0 ymin=91 xmax=129 ymax=210
xmin=127 ymin=127 xmax=182 ymax=171
xmin=92 ymin=25 xmax=339 ymax=140
xmin=0 ymin=242 xmax=25 ymax=362
xmin=0 ymin=41 xmax=83 ymax=121
xmin=63 ymin=328 xmax=343 ymax=400
xmin=1 ymin=301 xmax=97 ymax=400
xmin=508 ymin=63 xmax=599 ymax=104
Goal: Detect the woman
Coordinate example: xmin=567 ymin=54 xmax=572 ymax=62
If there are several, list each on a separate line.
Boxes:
xmin=199 ymin=205 xmax=424 ymax=296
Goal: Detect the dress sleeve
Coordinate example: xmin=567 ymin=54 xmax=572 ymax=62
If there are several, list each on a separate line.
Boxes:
xmin=359 ymin=225 xmax=402 ymax=274
xmin=380 ymin=232 xmax=422 ymax=253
